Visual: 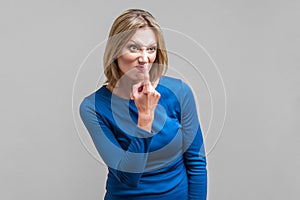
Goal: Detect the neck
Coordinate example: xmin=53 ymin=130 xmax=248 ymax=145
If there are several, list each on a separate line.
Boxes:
xmin=108 ymin=75 xmax=137 ymax=99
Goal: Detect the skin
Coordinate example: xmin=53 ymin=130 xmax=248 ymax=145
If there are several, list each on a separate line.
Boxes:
xmin=108 ymin=26 xmax=161 ymax=132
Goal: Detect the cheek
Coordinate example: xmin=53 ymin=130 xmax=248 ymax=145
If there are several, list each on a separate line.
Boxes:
xmin=119 ymin=53 xmax=137 ymax=64
xmin=150 ymin=54 xmax=157 ymax=62
xmin=117 ymin=54 xmax=138 ymax=71
xmin=148 ymin=52 xmax=157 ymax=64
xmin=149 ymin=53 xmax=157 ymax=68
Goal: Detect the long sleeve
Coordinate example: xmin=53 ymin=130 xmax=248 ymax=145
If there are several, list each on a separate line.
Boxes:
xmin=79 ymin=96 xmax=154 ymax=187
xmin=180 ymin=82 xmax=207 ymax=200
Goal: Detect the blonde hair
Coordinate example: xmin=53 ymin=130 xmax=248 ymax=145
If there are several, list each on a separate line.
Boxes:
xmin=103 ymin=9 xmax=168 ymax=87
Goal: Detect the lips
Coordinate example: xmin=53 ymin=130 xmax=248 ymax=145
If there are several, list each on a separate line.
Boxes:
xmin=136 ymin=65 xmax=148 ymax=72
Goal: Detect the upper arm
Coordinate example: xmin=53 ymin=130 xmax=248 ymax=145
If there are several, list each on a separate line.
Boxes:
xmin=79 ymin=97 xmax=154 ymax=187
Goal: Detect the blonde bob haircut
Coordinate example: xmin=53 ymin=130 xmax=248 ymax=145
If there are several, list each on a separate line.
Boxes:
xmin=103 ymin=9 xmax=168 ymax=87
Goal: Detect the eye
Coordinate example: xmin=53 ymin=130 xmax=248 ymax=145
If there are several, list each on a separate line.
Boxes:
xmin=147 ymin=47 xmax=156 ymax=53
xmin=128 ymin=45 xmax=139 ymax=52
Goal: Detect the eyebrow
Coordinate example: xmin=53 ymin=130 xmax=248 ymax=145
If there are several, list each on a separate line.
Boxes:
xmin=128 ymin=40 xmax=157 ymax=47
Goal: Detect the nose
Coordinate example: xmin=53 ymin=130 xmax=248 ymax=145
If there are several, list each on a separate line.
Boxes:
xmin=138 ymin=50 xmax=149 ymax=64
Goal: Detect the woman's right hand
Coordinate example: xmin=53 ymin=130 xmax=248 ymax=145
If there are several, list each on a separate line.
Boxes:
xmin=131 ymin=75 xmax=160 ymax=132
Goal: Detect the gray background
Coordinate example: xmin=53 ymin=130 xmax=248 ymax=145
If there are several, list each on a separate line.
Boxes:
xmin=1 ymin=0 xmax=299 ymax=199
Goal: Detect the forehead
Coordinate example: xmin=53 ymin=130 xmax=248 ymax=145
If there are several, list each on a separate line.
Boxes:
xmin=129 ymin=27 xmax=157 ymax=45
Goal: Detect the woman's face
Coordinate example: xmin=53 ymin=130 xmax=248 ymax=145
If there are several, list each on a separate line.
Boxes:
xmin=117 ymin=27 xmax=157 ymax=83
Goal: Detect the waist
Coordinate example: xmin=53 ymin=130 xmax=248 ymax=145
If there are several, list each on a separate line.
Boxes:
xmin=106 ymin=157 xmax=188 ymax=199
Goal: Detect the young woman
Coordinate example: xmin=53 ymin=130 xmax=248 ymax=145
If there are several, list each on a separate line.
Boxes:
xmin=80 ymin=9 xmax=207 ymax=200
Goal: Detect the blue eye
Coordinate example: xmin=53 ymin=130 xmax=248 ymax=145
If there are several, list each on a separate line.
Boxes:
xmin=129 ymin=45 xmax=138 ymax=51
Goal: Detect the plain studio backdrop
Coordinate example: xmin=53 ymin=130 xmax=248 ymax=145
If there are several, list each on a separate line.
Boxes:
xmin=1 ymin=0 xmax=299 ymax=200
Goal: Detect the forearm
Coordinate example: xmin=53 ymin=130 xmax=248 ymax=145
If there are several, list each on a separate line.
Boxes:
xmin=137 ymin=112 xmax=154 ymax=132
xmin=115 ymin=128 xmax=153 ymax=187
xmin=184 ymin=127 xmax=207 ymax=200
xmin=186 ymin=156 xmax=207 ymax=200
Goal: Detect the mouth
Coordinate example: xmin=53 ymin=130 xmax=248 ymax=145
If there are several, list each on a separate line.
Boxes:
xmin=136 ymin=65 xmax=148 ymax=72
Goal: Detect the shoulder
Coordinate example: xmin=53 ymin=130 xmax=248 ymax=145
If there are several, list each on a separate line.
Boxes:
xmin=79 ymin=85 xmax=111 ymax=114
xmin=159 ymin=75 xmax=193 ymax=97
xmin=159 ymin=75 xmax=182 ymax=88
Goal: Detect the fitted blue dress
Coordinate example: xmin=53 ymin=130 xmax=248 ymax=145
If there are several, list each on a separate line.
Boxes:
xmin=80 ymin=76 xmax=207 ymax=200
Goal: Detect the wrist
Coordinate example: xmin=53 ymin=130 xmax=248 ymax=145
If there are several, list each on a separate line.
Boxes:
xmin=137 ymin=112 xmax=154 ymax=132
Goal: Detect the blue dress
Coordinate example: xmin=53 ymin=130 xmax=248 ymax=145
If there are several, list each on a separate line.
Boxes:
xmin=80 ymin=76 xmax=207 ymax=200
